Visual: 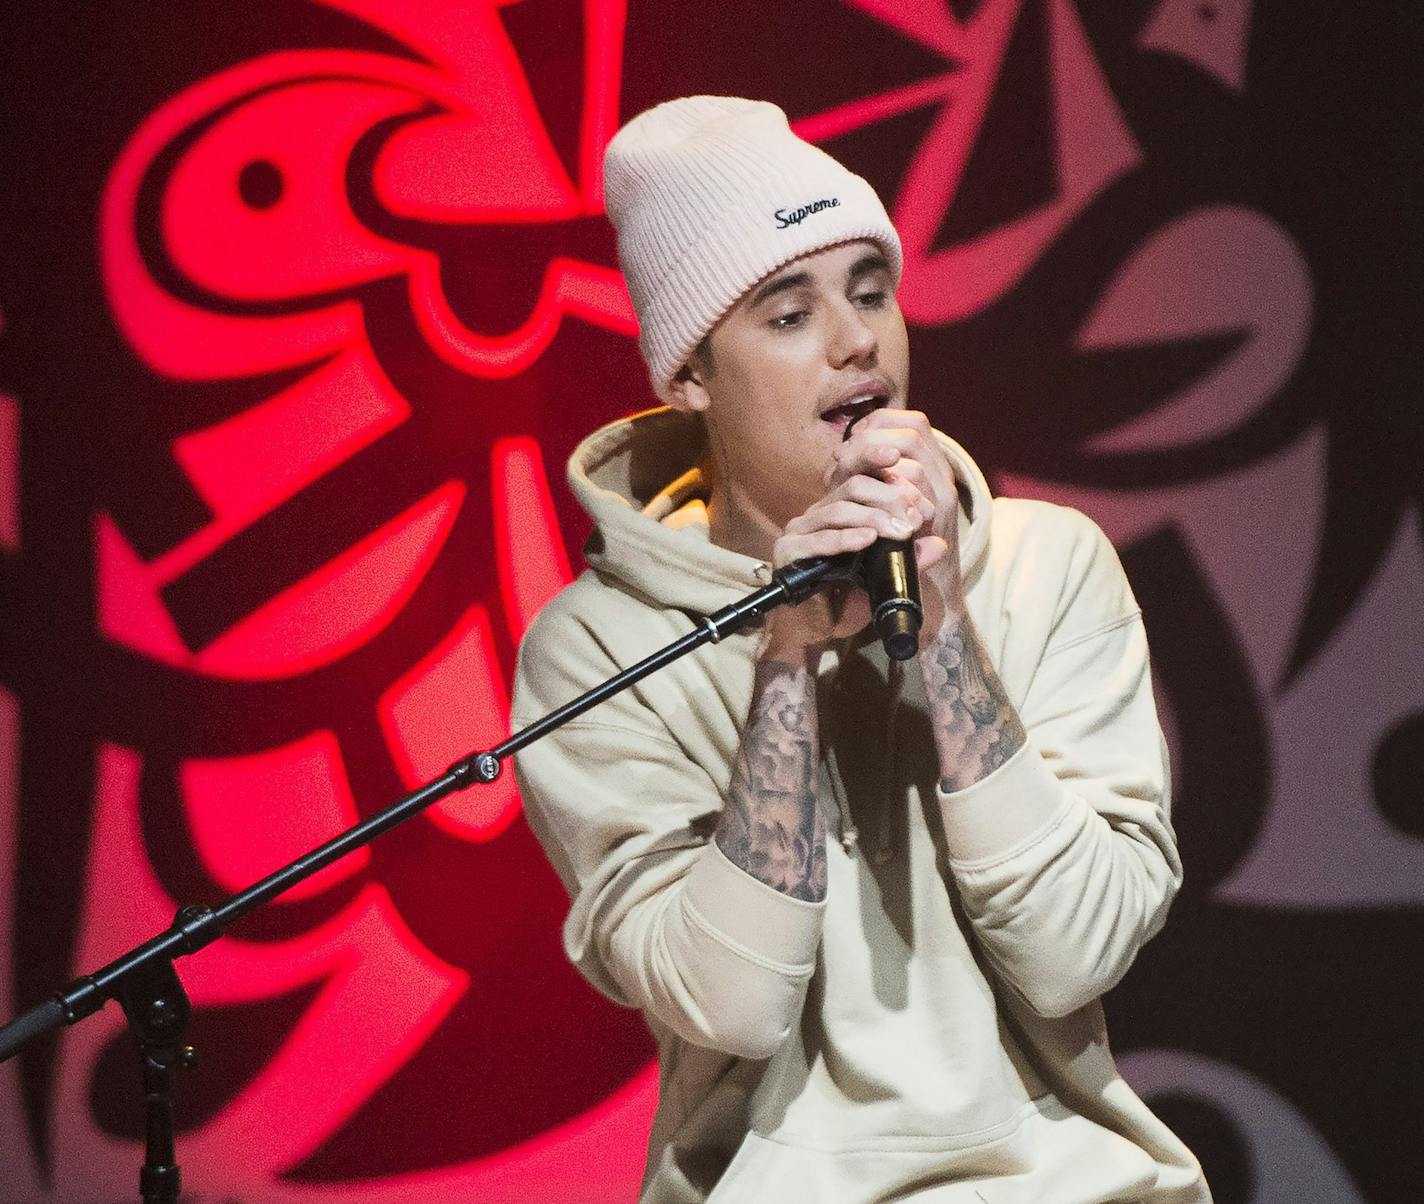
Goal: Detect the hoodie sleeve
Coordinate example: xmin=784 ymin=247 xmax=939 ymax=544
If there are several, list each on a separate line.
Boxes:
xmin=511 ymin=596 xmax=826 ymax=1059
xmin=934 ymin=514 xmax=1183 ymax=1019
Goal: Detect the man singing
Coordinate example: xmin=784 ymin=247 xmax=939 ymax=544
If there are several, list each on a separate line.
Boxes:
xmin=512 ymin=96 xmax=1208 ymax=1202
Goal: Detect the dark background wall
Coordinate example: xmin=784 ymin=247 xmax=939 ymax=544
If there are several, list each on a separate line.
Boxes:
xmin=1 ymin=2 xmax=1420 ymax=1200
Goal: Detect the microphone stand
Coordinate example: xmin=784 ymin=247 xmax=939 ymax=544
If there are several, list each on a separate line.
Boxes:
xmin=0 ymin=554 xmax=851 ymax=1204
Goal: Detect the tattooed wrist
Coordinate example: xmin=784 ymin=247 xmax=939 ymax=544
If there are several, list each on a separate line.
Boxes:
xmin=715 ymin=652 xmax=828 ymax=901
xmin=919 ymin=615 xmax=1026 ymax=792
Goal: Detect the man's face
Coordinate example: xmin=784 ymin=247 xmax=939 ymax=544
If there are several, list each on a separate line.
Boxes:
xmin=676 ymin=239 xmax=910 ymax=528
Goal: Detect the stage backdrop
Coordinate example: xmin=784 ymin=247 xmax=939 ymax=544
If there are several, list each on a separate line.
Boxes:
xmin=2 ymin=2 xmax=1420 ymax=1201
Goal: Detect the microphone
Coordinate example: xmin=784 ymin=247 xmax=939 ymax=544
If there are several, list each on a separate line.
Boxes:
xmin=840 ymin=411 xmax=922 ymax=660
xmin=860 ymin=538 xmax=921 ymax=660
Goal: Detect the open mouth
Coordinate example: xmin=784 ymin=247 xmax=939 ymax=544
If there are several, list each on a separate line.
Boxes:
xmin=820 ymin=391 xmax=890 ymax=435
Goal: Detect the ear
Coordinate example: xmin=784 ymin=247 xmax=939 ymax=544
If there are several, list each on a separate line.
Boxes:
xmin=667 ymin=359 xmax=712 ymax=414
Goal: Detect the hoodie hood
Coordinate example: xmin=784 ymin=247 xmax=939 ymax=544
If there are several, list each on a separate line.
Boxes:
xmin=567 ymin=406 xmax=995 ymax=615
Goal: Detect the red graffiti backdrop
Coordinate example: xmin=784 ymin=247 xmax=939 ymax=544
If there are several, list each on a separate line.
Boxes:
xmin=2 ymin=2 xmax=1421 ymax=1201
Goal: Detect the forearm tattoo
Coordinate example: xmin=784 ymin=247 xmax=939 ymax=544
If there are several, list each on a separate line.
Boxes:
xmin=921 ymin=616 xmax=1027 ymax=792
xmin=715 ymin=654 xmax=828 ymax=902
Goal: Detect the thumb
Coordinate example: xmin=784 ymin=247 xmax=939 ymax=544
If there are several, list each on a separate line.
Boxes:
xmin=913 ymin=534 xmax=950 ymax=573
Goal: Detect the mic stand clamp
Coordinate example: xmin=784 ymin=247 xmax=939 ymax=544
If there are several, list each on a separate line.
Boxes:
xmin=114 ymin=931 xmax=198 ymax=1204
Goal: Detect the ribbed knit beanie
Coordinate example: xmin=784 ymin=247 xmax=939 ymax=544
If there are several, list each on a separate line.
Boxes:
xmin=603 ymin=96 xmax=903 ymax=401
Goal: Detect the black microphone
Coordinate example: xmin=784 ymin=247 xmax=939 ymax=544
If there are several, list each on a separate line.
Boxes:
xmin=860 ymin=537 xmax=921 ymax=660
xmin=840 ymin=410 xmax=922 ymax=660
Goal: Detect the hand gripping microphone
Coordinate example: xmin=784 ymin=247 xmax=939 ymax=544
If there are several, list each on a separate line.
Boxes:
xmin=860 ymin=537 xmax=921 ymax=660
xmin=841 ymin=412 xmax=922 ymax=660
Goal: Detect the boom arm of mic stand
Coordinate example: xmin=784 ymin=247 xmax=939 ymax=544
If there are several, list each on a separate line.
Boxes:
xmin=0 ymin=552 xmax=851 ymax=1066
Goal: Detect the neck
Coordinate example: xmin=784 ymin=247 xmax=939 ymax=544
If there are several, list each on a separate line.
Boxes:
xmin=698 ymin=412 xmax=795 ymax=563
xmin=706 ymin=477 xmax=782 ymax=563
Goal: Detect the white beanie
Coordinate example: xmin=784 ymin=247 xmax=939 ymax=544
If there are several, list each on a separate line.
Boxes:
xmin=603 ymin=96 xmax=903 ymax=401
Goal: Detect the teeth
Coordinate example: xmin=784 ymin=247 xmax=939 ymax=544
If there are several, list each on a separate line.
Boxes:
xmin=822 ymin=393 xmax=886 ymax=422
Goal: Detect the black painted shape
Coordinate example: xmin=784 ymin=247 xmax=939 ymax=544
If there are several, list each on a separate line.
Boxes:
xmin=819 ymin=104 xmax=942 ymax=214
xmin=1372 ymin=711 xmax=1424 ymax=838
xmin=1150 ymin=1094 xmax=1253 ymax=1202
xmin=1023 ymin=331 xmax=1248 ymax=457
xmin=156 ymin=420 xmax=441 ymax=651
xmin=1112 ymin=901 xmax=1424 ymax=1204
xmin=946 ymin=0 xmax=991 ymax=22
xmin=932 ymin=0 xmax=1059 ymax=250
xmin=1282 ymin=381 xmax=1421 ymax=686
xmin=90 ymin=981 xmax=323 ymax=1138
xmin=620 ymin=0 xmax=954 ymax=128
xmin=1071 ymin=0 xmax=1424 ymax=682
xmin=1122 ymin=526 xmax=1270 ymax=896
xmin=499 ymin=0 xmax=587 ymax=192
xmin=433 ymin=217 xmax=620 ymax=339
xmin=238 ymin=159 xmax=284 ymax=210
xmin=909 ymin=298 xmax=1248 ymax=492
xmin=133 ymin=76 xmax=416 ymax=322
xmin=286 ymin=815 xmax=656 ymax=1180
xmin=138 ymin=758 xmax=366 ymax=948
xmin=344 ymin=107 xmax=622 ymax=338
xmin=97 ymin=360 xmax=323 ymax=562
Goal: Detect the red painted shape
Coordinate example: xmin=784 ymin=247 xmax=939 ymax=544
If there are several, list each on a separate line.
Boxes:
xmin=493 ymin=435 xmax=573 ymax=641
xmin=180 ymin=730 xmax=368 ymax=901
xmin=79 ymin=741 xmax=468 ymax=1183
xmin=75 ymin=0 xmax=660 ymax=1192
xmin=159 ymin=79 xmax=418 ymax=301
xmin=96 ymin=353 xmax=415 ymax=673
xmin=97 ymin=481 xmax=464 ymax=678
xmin=378 ymin=605 xmax=521 ymax=842
xmin=0 ymin=393 xmax=18 ymax=553
xmin=407 ymin=255 xmax=635 ymax=381
xmin=791 ymin=74 xmax=958 ymax=146
xmin=353 ymin=2 xmax=578 ymax=220
xmin=583 ymin=0 xmax=630 ymax=206
xmin=95 ymin=514 xmax=195 ymax=666
xmin=169 ymin=350 xmax=408 ymax=543
xmin=195 ymin=480 xmax=465 ymax=679
xmin=99 ymin=51 xmax=416 ymax=380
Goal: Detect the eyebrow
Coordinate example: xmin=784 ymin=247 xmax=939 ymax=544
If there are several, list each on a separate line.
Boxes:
xmin=747 ymin=270 xmax=812 ymax=309
xmin=747 ymin=251 xmax=893 ymax=310
xmin=847 ymin=251 xmax=891 ymax=283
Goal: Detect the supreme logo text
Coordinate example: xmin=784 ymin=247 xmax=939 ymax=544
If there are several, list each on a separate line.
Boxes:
xmin=773 ymin=197 xmax=840 ymax=229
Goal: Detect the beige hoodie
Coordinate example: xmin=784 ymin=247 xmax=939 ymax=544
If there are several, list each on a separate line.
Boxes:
xmin=512 ymin=407 xmax=1208 ymax=1203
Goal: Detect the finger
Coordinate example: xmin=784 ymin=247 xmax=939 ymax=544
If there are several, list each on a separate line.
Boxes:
xmin=787 ymin=498 xmax=920 ymax=540
xmin=835 ymin=432 xmax=948 ymax=492
xmin=828 ymin=474 xmax=929 ymax=528
xmin=879 ymin=460 xmax=946 ymax=533
xmin=844 ymin=405 xmax=931 ymax=433
xmin=772 ymin=524 xmax=877 ymax=568
xmin=836 ymin=431 xmax=956 ymax=528
xmin=840 ymin=427 xmax=939 ymax=470
xmin=912 ymin=534 xmax=950 ymax=573
xmin=829 ymin=439 xmax=899 ymax=484
xmin=878 ymin=457 xmax=935 ymax=509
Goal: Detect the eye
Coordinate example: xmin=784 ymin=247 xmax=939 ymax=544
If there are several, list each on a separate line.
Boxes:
xmin=769 ymin=309 xmax=810 ymax=329
xmin=853 ymin=288 xmax=887 ymax=308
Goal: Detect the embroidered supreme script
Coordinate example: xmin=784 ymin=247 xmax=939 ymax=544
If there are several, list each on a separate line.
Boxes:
xmin=773 ymin=197 xmax=840 ymax=229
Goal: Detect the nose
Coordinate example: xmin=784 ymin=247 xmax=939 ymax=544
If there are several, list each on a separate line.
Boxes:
xmin=827 ymin=298 xmax=878 ymax=367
